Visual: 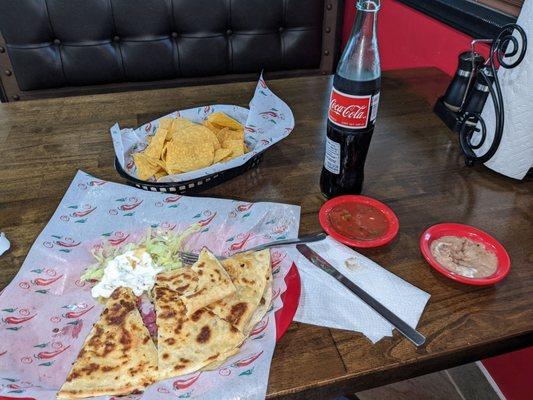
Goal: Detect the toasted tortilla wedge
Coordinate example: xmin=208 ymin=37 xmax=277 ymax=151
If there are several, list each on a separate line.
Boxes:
xmin=180 ymin=248 xmax=236 ymax=316
xmin=244 ymin=272 xmax=273 ymax=336
xmin=154 ymin=267 xmax=199 ymax=296
xmin=203 ymin=258 xmax=273 ymax=371
xmin=57 ymin=288 xmax=158 ymax=399
xmin=207 ymin=250 xmax=271 ymax=331
xmin=201 ymin=346 xmax=241 ymax=371
xmin=154 ymin=286 xmax=245 ymax=380
xmin=202 ymin=281 xmax=272 ymax=371
xmin=201 ymin=282 xmax=272 ymax=372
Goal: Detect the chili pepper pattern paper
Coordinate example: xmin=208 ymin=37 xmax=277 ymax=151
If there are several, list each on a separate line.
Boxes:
xmin=0 ymin=171 xmax=300 ymax=400
xmin=110 ymin=75 xmax=295 ymax=183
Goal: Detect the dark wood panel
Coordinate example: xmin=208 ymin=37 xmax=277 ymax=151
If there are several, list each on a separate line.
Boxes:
xmin=0 ymin=68 xmax=532 ymax=399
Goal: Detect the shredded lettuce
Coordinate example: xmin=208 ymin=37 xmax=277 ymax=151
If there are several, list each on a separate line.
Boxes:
xmin=80 ymin=223 xmax=201 ymax=282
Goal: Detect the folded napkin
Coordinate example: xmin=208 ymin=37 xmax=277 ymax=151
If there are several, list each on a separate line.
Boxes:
xmin=0 ymin=232 xmax=9 ymax=256
xmin=286 ymin=236 xmax=430 ymax=343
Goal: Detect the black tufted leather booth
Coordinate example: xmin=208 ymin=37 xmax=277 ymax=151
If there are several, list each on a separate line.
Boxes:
xmin=0 ymin=0 xmax=342 ymax=101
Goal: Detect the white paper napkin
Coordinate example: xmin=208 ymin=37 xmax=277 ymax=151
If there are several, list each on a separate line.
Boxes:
xmin=286 ymin=236 xmax=430 ymax=343
xmin=0 ymin=232 xmax=10 ymax=256
xmin=475 ymin=0 xmax=533 ymax=179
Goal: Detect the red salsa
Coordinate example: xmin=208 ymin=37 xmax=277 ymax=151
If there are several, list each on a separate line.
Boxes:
xmin=328 ymin=203 xmax=389 ymax=241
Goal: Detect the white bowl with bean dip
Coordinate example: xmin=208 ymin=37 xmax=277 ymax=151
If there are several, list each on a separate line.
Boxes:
xmin=419 ymin=223 xmax=511 ymax=286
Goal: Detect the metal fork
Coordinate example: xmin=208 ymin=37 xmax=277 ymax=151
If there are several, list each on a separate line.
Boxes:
xmin=178 ymin=232 xmax=327 ymax=265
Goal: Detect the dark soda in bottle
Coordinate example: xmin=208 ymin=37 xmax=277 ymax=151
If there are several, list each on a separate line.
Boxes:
xmin=320 ymin=0 xmax=381 ymax=198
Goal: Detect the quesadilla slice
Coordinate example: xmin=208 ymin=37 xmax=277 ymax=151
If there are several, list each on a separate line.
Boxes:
xmin=180 ymin=248 xmax=236 ymax=316
xmin=244 ymin=272 xmax=273 ymax=336
xmin=57 ymin=288 xmax=158 ymax=399
xmin=203 ymin=273 xmax=273 ymax=371
xmin=207 ymin=250 xmax=271 ymax=331
xmin=154 ymin=286 xmax=244 ymax=380
xmin=154 ymin=267 xmax=199 ymax=296
xmin=201 ymin=346 xmax=242 ymax=371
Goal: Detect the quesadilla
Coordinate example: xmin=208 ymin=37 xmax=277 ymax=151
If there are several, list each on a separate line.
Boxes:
xmin=244 ymin=270 xmax=273 ymax=336
xmin=201 ymin=347 xmax=241 ymax=371
xmin=180 ymin=248 xmax=236 ymax=316
xmin=202 ymin=280 xmax=272 ymax=371
xmin=57 ymin=288 xmax=158 ymax=399
xmin=203 ymin=273 xmax=273 ymax=371
xmin=154 ymin=286 xmax=245 ymax=379
xmin=202 ymin=252 xmax=272 ymax=371
xmin=154 ymin=267 xmax=199 ymax=296
xmin=201 ymin=280 xmax=273 ymax=372
xmin=207 ymin=250 xmax=271 ymax=331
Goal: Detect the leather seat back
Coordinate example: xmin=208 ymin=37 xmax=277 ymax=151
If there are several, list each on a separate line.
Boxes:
xmin=0 ymin=0 xmax=341 ymax=101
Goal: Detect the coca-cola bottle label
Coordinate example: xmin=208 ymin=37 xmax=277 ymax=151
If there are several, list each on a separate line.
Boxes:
xmin=328 ymin=87 xmax=372 ymax=129
xmin=324 ymin=137 xmax=341 ymax=174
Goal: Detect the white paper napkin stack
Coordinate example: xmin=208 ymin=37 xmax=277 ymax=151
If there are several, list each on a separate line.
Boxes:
xmin=286 ymin=236 xmax=430 ymax=343
xmin=475 ymin=0 xmax=533 ymax=179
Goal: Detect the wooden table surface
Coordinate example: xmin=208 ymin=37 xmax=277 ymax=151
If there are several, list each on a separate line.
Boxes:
xmin=0 ymin=68 xmax=532 ymax=400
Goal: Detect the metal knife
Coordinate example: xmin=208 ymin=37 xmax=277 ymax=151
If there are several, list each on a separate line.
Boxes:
xmin=296 ymin=244 xmax=426 ymax=347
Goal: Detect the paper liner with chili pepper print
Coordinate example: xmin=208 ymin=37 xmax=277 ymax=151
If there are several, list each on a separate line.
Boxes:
xmin=0 ymin=171 xmax=299 ymax=400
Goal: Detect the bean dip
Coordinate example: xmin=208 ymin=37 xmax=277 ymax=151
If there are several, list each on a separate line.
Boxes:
xmin=430 ymin=235 xmax=498 ymax=278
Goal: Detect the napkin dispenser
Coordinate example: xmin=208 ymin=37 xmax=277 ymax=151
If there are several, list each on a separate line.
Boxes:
xmin=434 ymin=15 xmax=532 ymax=179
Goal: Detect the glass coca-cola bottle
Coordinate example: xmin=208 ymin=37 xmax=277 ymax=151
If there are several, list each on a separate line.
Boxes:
xmin=320 ymin=0 xmax=381 ymax=198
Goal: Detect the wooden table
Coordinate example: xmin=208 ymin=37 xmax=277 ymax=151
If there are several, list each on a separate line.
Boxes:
xmin=0 ymin=68 xmax=532 ymax=399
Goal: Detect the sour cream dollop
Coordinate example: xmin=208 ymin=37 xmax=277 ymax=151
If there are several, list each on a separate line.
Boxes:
xmin=91 ymin=249 xmax=162 ymax=299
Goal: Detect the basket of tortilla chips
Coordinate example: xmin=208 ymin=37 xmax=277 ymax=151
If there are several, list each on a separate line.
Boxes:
xmin=111 ymin=76 xmax=294 ymax=193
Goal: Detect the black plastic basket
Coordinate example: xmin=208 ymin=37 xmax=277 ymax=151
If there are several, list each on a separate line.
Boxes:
xmin=114 ymin=152 xmax=264 ymax=194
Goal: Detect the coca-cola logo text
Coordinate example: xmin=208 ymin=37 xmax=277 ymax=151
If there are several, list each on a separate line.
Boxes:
xmin=329 ymin=99 xmax=367 ymax=120
xmin=328 ymin=88 xmax=371 ymax=129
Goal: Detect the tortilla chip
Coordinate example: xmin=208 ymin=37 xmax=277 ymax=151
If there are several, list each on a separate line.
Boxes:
xmin=154 ymin=168 xmax=166 ymax=180
xmin=160 ymin=142 xmax=169 ymax=162
xmin=215 ymin=127 xmax=244 ymax=145
xmin=226 ymin=129 xmax=244 ymax=142
xmin=166 ymin=131 xmax=214 ymax=173
xmin=158 ymin=118 xmax=173 ymax=131
xmin=133 ymin=112 xmax=246 ymax=180
xmin=207 ymin=112 xmax=243 ymax=131
xmin=203 ymin=120 xmax=220 ymax=134
xmin=133 ymin=153 xmax=160 ymax=180
xmin=171 ymin=117 xmax=195 ymax=136
xmin=214 ymin=148 xmax=232 ymax=163
xmin=144 ymin=127 xmax=167 ymax=159
xmin=223 ymin=139 xmax=245 ymax=159
xmin=214 ymin=127 xmax=230 ymax=145
xmin=178 ymin=125 xmax=220 ymax=151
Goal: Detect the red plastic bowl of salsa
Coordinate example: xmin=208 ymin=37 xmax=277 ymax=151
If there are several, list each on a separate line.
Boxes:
xmin=319 ymin=195 xmax=399 ymax=248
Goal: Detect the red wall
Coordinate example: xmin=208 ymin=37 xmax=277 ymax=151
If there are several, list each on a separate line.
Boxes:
xmin=341 ymin=2 xmax=533 ymax=398
xmin=342 ymin=0 xmax=478 ymax=76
